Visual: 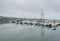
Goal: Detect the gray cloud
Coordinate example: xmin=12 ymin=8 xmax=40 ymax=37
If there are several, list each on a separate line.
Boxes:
xmin=0 ymin=0 xmax=60 ymax=19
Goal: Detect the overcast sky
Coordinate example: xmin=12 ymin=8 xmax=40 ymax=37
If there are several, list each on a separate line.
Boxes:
xmin=0 ymin=0 xmax=60 ymax=19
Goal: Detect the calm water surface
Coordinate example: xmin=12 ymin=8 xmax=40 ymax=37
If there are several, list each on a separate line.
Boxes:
xmin=0 ymin=23 xmax=60 ymax=41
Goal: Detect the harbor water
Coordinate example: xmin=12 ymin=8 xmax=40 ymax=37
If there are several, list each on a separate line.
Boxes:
xmin=0 ymin=23 xmax=60 ymax=41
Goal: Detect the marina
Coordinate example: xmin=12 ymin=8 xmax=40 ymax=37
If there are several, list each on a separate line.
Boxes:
xmin=9 ymin=9 xmax=60 ymax=28
xmin=0 ymin=0 xmax=60 ymax=41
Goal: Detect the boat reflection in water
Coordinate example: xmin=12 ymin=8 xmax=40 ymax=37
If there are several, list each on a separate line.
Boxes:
xmin=0 ymin=22 xmax=60 ymax=41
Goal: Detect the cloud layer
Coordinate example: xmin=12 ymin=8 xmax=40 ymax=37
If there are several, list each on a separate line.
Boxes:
xmin=0 ymin=0 xmax=60 ymax=19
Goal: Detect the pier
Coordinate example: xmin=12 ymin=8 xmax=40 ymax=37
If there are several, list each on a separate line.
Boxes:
xmin=14 ymin=19 xmax=60 ymax=27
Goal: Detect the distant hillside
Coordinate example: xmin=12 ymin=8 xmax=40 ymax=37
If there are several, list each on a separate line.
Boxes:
xmin=0 ymin=16 xmax=60 ymax=23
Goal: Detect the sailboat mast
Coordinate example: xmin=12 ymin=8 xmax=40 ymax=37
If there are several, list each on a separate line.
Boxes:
xmin=41 ymin=9 xmax=44 ymax=20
